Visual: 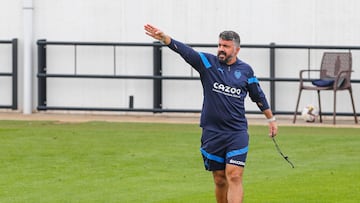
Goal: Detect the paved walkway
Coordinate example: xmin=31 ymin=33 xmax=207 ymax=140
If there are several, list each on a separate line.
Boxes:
xmin=0 ymin=111 xmax=358 ymax=128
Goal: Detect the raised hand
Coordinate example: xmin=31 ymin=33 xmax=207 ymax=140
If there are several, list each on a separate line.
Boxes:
xmin=144 ymin=24 xmax=169 ymax=44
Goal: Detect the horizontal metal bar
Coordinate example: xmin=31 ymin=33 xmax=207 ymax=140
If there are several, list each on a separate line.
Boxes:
xmin=0 ymin=40 xmax=13 ymax=44
xmin=258 ymin=78 xmax=360 ymax=83
xmin=38 ymin=39 xmax=360 ymax=50
xmin=37 ymin=106 xmax=360 ymax=116
xmin=0 ymin=105 xmax=14 ymax=109
xmin=0 ymin=73 xmax=13 ymax=76
xmin=36 ymin=73 xmax=360 ymax=83
xmin=188 ymin=43 xmax=360 ymax=50
xmin=37 ymin=40 xmax=157 ymax=47
xmin=37 ymin=73 xmax=200 ymax=80
xmin=186 ymin=43 xmax=360 ymax=50
xmin=37 ymin=106 xmax=202 ymax=113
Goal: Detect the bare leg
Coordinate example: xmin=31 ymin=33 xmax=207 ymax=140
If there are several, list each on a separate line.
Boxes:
xmin=226 ymin=164 xmax=244 ymax=203
xmin=212 ymin=170 xmax=228 ymax=203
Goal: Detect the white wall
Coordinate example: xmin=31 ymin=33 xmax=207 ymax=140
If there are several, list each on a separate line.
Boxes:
xmin=1 ymin=0 xmax=360 ymax=114
xmin=0 ymin=1 xmax=22 ymax=107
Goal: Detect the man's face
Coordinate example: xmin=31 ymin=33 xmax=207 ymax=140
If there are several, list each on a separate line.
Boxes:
xmin=217 ymin=39 xmax=240 ymax=64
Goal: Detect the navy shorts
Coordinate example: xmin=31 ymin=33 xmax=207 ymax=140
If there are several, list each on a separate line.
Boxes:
xmin=200 ymin=128 xmax=249 ymax=171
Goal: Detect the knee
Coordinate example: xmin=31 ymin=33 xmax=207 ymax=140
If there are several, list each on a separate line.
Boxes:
xmin=226 ymin=167 xmax=243 ymax=184
xmin=213 ymin=172 xmax=227 ymax=188
xmin=227 ymin=172 xmax=242 ymax=184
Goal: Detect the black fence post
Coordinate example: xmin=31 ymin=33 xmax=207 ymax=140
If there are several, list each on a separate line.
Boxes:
xmin=37 ymin=39 xmax=47 ymax=110
xmin=11 ymin=38 xmax=18 ymax=110
xmin=153 ymin=41 xmax=162 ymax=113
xmin=269 ymin=42 xmax=276 ymax=113
xmin=129 ymin=95 xmax=134 ymax=109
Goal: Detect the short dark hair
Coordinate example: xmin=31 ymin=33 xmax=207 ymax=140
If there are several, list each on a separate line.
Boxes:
xmin=219 ymin=31 xmax=240 ymax=47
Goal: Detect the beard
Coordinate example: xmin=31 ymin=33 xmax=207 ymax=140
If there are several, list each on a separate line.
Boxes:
xmin=217 ymin=51 xmax=233 ymax=64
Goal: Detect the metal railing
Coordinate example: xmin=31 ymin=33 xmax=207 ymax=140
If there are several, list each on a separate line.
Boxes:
xmin=0 ymin=39 xmax=18 ymax=110
xmin=37 ymin=39 xmax=360 ymax=116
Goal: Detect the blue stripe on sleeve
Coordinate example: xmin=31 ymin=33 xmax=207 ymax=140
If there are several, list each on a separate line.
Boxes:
xmin=198 ymin=52 xmax=212 ymax=69
xmin=248 ymin=77 xmax=259 ymax=84
xmin=226 ymin=146 xmax=249 ymax=158
xmin=200 ymin=148 xmax=225 ymax=163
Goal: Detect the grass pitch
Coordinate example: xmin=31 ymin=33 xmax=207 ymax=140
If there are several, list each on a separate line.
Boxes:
xmin=0 ymin=120 xmax=359 ymax=202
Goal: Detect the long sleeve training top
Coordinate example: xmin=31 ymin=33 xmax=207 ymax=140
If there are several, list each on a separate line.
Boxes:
xmin=167 ymin=39 xmax=270 ymax=132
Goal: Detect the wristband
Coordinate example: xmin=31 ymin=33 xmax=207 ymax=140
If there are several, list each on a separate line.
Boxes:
xmin=267 ymin=117 xmax=276 ymax=122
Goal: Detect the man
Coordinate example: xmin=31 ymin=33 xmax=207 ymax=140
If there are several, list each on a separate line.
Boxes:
xmin=144 ymin=24 xmax=278 ymax=203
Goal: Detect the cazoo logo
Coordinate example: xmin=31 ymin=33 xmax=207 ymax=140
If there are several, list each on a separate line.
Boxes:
xmin=212 ymin=82 xmax=242 ymax=98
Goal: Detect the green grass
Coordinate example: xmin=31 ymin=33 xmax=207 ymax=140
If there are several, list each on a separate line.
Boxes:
xmin=0 ymin=120 xmax=359 ymax=202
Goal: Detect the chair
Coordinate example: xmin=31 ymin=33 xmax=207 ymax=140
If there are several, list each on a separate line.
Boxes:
xmin=293 ymin=52 xmax=358 ymax=124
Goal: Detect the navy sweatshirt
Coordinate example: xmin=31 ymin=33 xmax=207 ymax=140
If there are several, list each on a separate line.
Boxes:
xmin=167 ymin=39 xmax=270 ymax=132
